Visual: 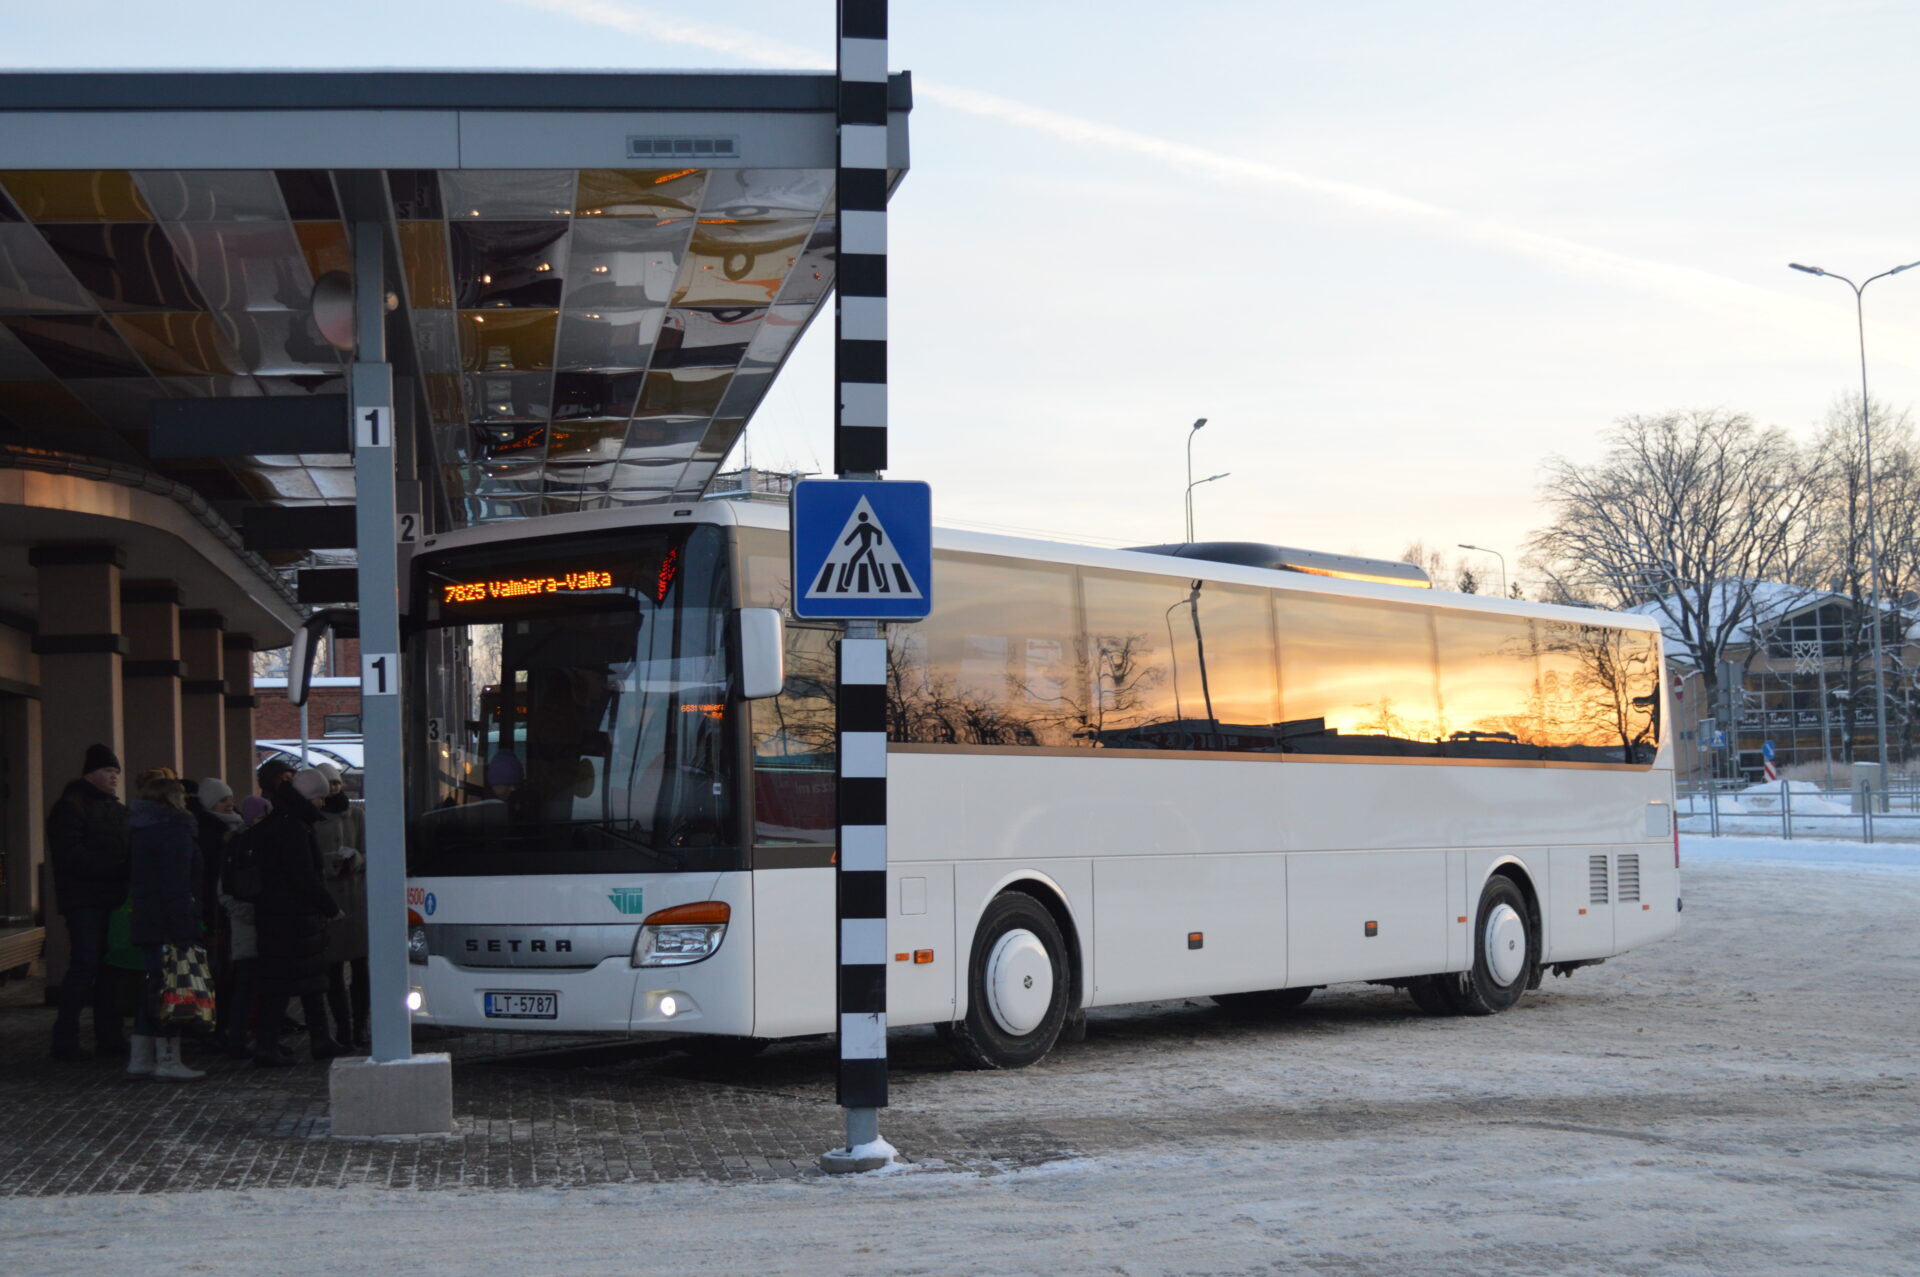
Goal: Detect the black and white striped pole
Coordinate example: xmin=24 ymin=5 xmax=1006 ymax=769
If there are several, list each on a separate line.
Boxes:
xmin=821 ymin=0 xmax=894 ymax=1175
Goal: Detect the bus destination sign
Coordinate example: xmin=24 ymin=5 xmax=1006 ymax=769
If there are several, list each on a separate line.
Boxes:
xmin=442 ymin=570 xmax=614 ymax=605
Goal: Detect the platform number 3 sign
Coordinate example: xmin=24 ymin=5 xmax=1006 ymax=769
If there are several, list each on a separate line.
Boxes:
xmin=362 ymin=651 xmax=398 ymax=697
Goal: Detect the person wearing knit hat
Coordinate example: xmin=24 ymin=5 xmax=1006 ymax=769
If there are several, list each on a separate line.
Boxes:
xmin=239 ymin=795 xmax=270 ymax=826
xmin=314 ymin=762 xmax=343 ymax=786
xmin=47 ymin=743 xmax=131 ymax=1061
xmin=290 ymin=769 xmax=331 ymax=803
xmin=199 ymin=778 xmax=235 ymax=810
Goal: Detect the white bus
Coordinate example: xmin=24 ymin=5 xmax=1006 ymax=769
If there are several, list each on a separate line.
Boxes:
xmin=400 ymin=500 xmax=1676 ymax=1067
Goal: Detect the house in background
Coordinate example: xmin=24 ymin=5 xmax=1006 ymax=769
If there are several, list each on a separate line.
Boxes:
xmin=1631 ymin=582 xmax=1916 ymax=782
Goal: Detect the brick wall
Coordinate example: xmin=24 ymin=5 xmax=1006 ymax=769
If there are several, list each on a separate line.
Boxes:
xmin=255 ymin=636 xmax=361 ymax=740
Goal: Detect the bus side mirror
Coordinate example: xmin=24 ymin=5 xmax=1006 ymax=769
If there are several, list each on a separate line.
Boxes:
xmin=286 ymin=607 xmax=359 ymax=707
xmin=739 ymin=608 xmax=785 ymax=700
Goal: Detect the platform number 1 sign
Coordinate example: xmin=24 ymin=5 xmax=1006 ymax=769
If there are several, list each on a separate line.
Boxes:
xmin=357 ymin=405 xmax=390 ymax=450
xmin=362 ymin=651 xmax=398 ymax=698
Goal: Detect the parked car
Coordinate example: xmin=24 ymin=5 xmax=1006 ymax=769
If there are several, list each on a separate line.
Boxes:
xmin=254 ymin=739 xmax=364 ymax=796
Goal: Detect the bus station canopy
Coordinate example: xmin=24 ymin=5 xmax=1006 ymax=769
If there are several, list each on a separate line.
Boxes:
xmin=0 ymin=71 xmax=909 ymax=539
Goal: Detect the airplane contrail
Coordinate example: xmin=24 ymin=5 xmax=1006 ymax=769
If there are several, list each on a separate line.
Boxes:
xmin=511 ymin=0 xmax=1916 ymax=362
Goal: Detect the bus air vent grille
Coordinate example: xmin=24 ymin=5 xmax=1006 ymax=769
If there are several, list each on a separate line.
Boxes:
xmin=1617 ymin=854 xmax=1641 ymax=903
xmin=1589 ymin=854 xmax=1609 ymax=905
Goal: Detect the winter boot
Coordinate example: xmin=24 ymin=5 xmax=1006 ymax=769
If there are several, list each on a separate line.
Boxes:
xmin=125 ymin=1034 xmax=157 ymax=1079
xmin=152 ymin=1036 xmax=205 ymax=1082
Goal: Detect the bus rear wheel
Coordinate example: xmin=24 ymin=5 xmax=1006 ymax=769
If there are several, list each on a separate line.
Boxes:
xmin=941 ymin=892 xmax=1070 ymax=1070
xmin=1212 ymin=987 xmax=1315 ymax=1016
xmin=1450 ymin=875 xmax=1535 ymax=1016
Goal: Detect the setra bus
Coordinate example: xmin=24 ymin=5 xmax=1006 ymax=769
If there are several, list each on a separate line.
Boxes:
xmin=397 ymin=499 xmax=1676 ymax=1067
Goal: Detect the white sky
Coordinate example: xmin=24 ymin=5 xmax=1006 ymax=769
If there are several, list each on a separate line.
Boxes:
xmin=11 ymin=0 xmax=1920 ymax=589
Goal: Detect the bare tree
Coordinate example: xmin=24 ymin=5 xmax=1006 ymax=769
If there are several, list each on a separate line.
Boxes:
xmin=1525 ymin=408 xmax=1821 ymax=724
xmin=1806 ymin=397 xmax=1919 ymax=759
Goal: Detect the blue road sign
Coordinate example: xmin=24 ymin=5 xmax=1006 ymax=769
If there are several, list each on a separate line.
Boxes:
xmin=1712 ymin=730 xmax=1728 ymax=749
xmin=1762 ymin=739 xmax=1776 ymax=761
xmin=791 ymin=479 xmax=932 ymax=620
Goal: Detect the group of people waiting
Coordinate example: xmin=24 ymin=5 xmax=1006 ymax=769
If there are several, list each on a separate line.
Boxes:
xmin=46 ymin=743 xmax=370 ymax=1079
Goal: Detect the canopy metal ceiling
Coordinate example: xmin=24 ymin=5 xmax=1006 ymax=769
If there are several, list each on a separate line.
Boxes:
xmin=0 ymin=72 xmax=909 ymax=537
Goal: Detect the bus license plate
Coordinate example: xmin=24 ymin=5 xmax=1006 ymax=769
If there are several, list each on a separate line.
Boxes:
xmin=484 ymin=992 xmax=558 ymax=1019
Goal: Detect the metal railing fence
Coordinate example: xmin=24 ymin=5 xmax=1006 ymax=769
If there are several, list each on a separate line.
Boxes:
xmin=1675 ymin=779 xmax=1920 ymax=843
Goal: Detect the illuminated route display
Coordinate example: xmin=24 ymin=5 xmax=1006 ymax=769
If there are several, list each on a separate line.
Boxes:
xmin=441 ymin=570 xmax=614 ymax=605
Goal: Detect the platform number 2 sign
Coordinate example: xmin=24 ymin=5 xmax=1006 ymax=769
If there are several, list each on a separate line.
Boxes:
xmin=362 ymin=652 xmax=399 ymax=698
xmin=357 ymin=406 xmax=390 ymax=449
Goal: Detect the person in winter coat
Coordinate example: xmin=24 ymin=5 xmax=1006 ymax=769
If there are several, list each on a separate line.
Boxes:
xmin=126 ymin=775 xmax=206 ymax=1081
xmin=47 ymin=743 xmax=131 ymax=1062
xmin=194 ymin=778 xmax=251 ymax=1056
xmin=251 ymin=769 xmax=350 ymax=1066
xmin=314 ymin=763 xmax=370 ymax=1048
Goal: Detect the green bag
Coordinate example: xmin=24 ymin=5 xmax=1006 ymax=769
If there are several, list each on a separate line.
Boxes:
xmin=104 ymin=901 xmax=143 ymax=972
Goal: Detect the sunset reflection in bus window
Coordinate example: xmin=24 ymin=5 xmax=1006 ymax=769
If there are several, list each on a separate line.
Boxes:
xmin=1434 ymin=610 xmax=1543 ymax=759
xmin=890 ymin=554 xmax=1079 ymax=746
xmin=1275 ymin=593 xmax=1441 ymax=756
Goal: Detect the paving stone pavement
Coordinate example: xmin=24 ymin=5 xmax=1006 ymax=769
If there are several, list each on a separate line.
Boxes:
xmin=0 ymin=980 xmax=1094 ymax=1194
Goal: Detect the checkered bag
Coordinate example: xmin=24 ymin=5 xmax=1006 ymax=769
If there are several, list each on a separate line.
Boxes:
xmin=155 ymin=942 xmax=216 ymax=1029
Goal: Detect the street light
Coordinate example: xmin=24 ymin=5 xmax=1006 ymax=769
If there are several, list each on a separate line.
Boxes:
xmin=1184 ymin=418 xmax=1208 ymax=541
xmin=1788 ymin=258 xmax=1920 ymax=777
xmin=1186 ymin=472 xmax=1229 ymax=543
xmin=1456 ymin=543 xmax=1508 ymax=596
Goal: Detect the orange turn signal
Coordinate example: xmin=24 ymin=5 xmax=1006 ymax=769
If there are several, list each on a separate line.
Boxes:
xmin=407 ymin=908 xmax=424 ymax=927
xmin=914 ymin=950 xmax=934 ymax=964
xmin=642 ymin=901 xmax=730 ymax=926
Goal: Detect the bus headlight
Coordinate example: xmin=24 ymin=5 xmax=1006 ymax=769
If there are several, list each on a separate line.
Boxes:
xmin=408 ymin=924 xmax=430 ymax=965
xmin=633 ymin=901 xmax=730 ymax=967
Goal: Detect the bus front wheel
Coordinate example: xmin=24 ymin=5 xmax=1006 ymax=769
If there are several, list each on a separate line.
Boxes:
xmin=941 ymin=893 xmax=1070 ymax=1070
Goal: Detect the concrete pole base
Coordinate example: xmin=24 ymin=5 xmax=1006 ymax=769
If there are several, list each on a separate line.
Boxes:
xmin=818 ymin=1144 xmax=898 ymax=1175
xmin=328 ymin=1053 xmax=454 ymax=1138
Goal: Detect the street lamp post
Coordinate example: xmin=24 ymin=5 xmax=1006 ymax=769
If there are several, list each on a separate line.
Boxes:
xmin=1456 ymin=543 xmax=1508 ymax=596
xmin=1789 ymin=259 xmax=1920 ymax=781
xmin=1184 ymin=417 xmax=1207 ymax=541
xmin=1186 ymin=472 xmax=1229 ymax=543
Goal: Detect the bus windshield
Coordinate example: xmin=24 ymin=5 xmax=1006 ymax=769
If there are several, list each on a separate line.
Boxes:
xmin=407 ymin=524 xmax=740 ymax=876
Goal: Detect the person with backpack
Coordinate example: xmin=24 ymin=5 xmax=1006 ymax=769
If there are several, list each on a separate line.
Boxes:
xmin=250 ymin=769 xmax=350 ymax=1066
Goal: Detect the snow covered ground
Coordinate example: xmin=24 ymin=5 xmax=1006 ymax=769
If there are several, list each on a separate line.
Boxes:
xmin=7 ymin=836 xmax=1917 ymax=1275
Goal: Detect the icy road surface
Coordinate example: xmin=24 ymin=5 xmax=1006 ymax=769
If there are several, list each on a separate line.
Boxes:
xmin=8 ymin=836 xmax=1918 ymax=1276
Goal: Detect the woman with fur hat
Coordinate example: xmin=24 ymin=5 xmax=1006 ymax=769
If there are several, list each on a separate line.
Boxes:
xmin=250 ymin=768 xmax=351 ymax=1066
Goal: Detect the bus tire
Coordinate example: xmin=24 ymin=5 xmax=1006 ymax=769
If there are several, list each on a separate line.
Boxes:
xmin=1450 ymin=875 xmax=1535 ymax=1016
xmin=943 ymin=893 xmax=1071 ymax=1070
xmin=1405 ymin=976 xmax=1458 ymax=1016
xmin=1212 ymin=987 xmax=1315 ymax=1016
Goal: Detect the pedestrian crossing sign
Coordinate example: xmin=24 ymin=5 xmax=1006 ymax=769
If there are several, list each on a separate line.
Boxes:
xmin=791 ymin=479 xmax=932 ymax=620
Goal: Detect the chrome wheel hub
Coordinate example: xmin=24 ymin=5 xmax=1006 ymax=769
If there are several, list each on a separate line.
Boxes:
xmin=984 ymin=928 xmax=1053 ymax=1036
xmin=1483 ymin=902 xmax=1527 ymax=987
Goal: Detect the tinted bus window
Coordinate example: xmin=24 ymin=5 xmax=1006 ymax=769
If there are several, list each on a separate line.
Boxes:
xmin=1435 ymin=611 xmax=1543 ymax=759
xmin=890 ymin=554 xmax=1080 ymax=746
xmin=1077 ymin=571 xmax=1281 ymax=752
xmin=1537 ymin=620 xmax=1660 ymax=763
xmin=1275 ymin=593 xmax=1441 ymax=756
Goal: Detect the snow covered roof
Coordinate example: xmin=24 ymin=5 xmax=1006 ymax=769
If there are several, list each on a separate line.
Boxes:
xmin=1624 ymin=579 xmax=1843 ymax=653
